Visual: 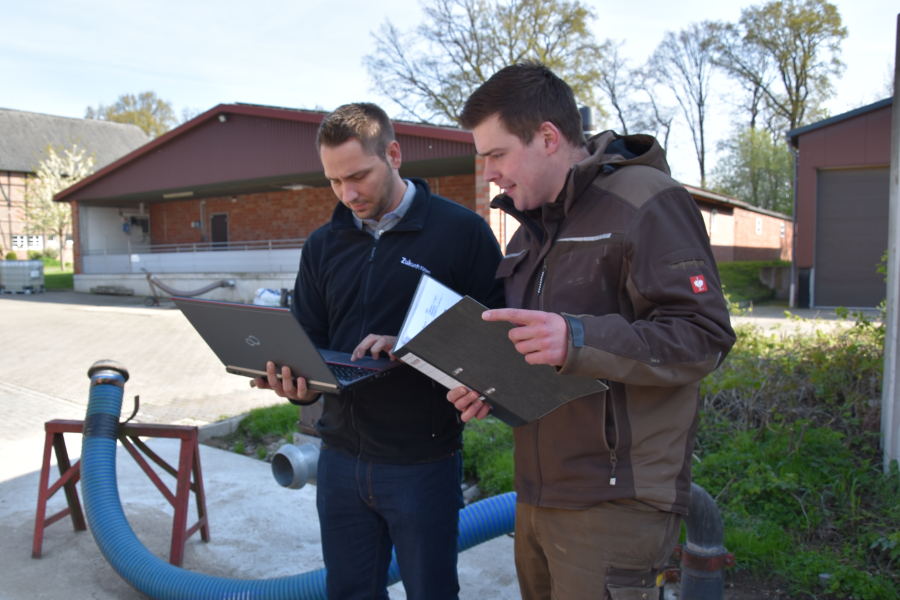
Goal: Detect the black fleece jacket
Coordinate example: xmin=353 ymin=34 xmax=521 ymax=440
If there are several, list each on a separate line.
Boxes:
xmin=291 ymin=179 xmax=505 ymax=463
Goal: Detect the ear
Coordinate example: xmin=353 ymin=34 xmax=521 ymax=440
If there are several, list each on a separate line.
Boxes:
xmin=538 ymin=122 xmax=562 ymax=156
xmin=386 ymin=140 xmax=402 ymax=169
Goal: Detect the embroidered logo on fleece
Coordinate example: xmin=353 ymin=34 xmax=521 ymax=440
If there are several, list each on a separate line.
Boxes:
xmin=401 ymin=257 xmax=431 ymax=275
xmin=690 ymin=275 xmax=708 ymax=293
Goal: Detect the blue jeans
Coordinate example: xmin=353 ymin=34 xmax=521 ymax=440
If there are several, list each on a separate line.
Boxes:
xmin=316 ymin=447 xmax=464 ymax=600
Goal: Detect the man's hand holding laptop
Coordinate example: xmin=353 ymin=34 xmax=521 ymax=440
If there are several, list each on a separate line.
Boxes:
xmin=254 ymin=361 xmax=319 ymax=403
xmin=254 ymin=333 xmax=399 ymax=402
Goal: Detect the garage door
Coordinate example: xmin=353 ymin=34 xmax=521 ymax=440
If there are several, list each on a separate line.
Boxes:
xmin=814 ymin=167 xmax=889 ymax=308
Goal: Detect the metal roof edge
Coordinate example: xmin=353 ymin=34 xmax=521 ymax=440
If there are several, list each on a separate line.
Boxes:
xmin=682 ymin=184 xmax=792 ymax=220
xmin=785 ymin=97 xmax=894 ymax=145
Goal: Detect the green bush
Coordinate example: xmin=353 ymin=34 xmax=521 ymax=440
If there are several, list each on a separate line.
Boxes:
xmin=462 ymin=416 xmax=514 ymax=496
xmin=695 ymin=314 xmax=896 ymax=598
xmin=28 ymin=249 xmax=58 ymax=262
xmin=464 ymin=312 xmax=895 ymax=597
xmin=5 ymin=251 xmax=17 ymax=260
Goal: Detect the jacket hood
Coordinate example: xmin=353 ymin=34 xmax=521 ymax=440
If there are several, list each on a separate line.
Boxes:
xmin=491 ymin=130 xmax=672 ymax=223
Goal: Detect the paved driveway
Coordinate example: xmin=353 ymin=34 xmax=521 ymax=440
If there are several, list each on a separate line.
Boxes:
xmin=0 ymin=290 xmax=519 ymax=600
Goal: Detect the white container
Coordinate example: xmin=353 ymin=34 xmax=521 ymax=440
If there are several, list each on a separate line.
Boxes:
xmin=0 ymin=260 xmax=45 ymax=293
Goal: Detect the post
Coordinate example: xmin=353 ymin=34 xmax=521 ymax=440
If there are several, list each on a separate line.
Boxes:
xmin=882 ymin=14 xmax=900 ymax=473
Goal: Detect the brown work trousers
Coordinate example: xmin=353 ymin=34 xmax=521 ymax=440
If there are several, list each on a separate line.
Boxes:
xmin=514 ymin=499 xmax=682 ymax=600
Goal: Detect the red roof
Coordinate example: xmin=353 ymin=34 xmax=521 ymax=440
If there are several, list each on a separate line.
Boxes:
xmin=56 ymin=103 xmax=476 ymax=204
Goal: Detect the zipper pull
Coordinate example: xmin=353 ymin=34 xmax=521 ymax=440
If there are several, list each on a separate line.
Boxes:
xmin=536 ymin=261 xmax=548 ymax=295
xmin=368 ymin=246 xmax=376 ymax=263
xmin=609 ymin=449 xmax=617 ymax=486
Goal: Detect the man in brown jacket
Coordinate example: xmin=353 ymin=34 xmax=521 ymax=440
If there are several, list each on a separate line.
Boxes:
xmin=448 ymin=62 xmax=736 ymax=600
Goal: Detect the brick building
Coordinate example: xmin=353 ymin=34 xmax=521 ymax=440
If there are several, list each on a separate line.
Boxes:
xmin=55 ymin=103 xmax=791 ymax=301
xmin=0 ymin=108 xmax=148 ymax=260
xmin=787 ymin=97 xmax=892 ymax=308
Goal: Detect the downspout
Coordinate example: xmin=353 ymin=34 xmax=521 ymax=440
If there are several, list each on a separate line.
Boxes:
xmin=788 ymin=137 xmax=799 ymax=308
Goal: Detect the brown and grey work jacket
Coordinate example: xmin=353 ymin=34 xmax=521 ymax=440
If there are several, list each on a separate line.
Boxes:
xmin=493 ymin=131 xmax=736 ymax=515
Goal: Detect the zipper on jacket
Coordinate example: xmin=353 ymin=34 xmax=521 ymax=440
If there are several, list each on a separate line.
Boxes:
xmin=357 ymin=242 xmax=378 ymax=344
xmin=608 ymin=386 xmax=620 ymax=486
xmin=353 ymin=243 xmax=378 ymax=458
xmin=536 ymin=259 xmax=548 ymax=296
xmin=349 ymin=389 xmax=362 ymax=458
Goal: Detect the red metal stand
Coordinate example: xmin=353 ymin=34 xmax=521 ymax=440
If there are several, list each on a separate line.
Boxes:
xmin=33 ymin=419 xmax=210 ymax=567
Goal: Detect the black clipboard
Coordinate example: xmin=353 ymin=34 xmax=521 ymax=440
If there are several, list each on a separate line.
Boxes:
xmin=392 ymin=276 xmax=606 ymax=427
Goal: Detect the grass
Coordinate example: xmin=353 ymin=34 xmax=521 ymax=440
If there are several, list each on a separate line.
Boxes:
xmin=462 ymin=309 xmax=895 ymax=598
xmin=202 ymin=403 xmax=300 ymax=460
xmin=44 ymin=265 xmax=74 ymax=290
xmin=717 ymin=259 xmax=790 ymax=302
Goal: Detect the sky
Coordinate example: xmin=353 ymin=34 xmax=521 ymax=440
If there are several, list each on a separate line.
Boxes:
xmin=1 ymin=0 xmax=895 ymax=186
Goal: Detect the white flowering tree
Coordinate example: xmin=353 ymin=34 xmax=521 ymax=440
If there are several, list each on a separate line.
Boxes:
xmin=24 ymin=142 xmax=95 ymax=270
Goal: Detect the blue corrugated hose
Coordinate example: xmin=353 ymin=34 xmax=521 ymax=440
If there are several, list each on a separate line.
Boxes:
xmin=81 ymin=368 xmax=517 ymax=600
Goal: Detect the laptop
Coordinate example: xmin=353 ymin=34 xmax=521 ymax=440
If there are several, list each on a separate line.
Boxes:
xmin=173 ymin=297 xmax=402 ymax=393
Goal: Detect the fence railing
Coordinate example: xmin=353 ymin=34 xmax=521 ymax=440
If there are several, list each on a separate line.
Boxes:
xmin=81 ymin=238 xmax=306 ymax=257
xmin=80 ymin=239 xmax=307 ymax=275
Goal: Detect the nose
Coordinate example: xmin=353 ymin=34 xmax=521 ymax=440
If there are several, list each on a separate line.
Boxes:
xmin=482 ymin=160 xmax=499 ymax=184
xmin=338 ymin=182 xmax=358 ymax=203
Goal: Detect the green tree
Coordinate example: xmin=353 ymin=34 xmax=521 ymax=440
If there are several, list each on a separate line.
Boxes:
xmin=711 ymin=126 xmax=793 ymax=215
xmin=24 ymin=142 xmax=96 ymax=270
xmin=714 ymin=0 xmax=847 ymax=131
xmin=363 ymin=0 xmax=604 ymax=124
xmin=85 ymin=91 xmax=176 ymax=138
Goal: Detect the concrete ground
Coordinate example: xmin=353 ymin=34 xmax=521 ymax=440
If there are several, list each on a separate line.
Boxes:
xmin=0 ymin=290 xmax=871 ymax=600
xmin=0 ymin=290 xmax=517 ymax=600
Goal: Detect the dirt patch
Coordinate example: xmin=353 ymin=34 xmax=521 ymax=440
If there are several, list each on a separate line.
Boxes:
xmin=201 ymin=432 xmax=287 ymax=462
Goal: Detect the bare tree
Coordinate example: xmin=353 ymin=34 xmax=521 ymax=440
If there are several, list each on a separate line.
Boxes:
xmin=597 ymin=40 xmax=637 ymax=134
xmin=646 ymin=22 xmax=717 ymax=187
xmin=364 ymin=0 xmax=605 ymax=124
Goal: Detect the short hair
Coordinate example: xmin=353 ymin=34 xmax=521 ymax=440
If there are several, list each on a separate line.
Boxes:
xmin=459 ymin=61 xmax=586 ymax=148
xmin=316 ymin=102 xmax=395 ymax=159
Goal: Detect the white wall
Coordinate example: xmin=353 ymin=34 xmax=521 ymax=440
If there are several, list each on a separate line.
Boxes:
xmin=80 ymin=205 xmax=152 ymax=255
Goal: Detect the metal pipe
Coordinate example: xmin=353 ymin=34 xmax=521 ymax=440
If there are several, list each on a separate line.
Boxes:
xmin=272 ymin=443 xmax=319 ymax=489
xmin=678 ymin=482 xmax=733 ymax=599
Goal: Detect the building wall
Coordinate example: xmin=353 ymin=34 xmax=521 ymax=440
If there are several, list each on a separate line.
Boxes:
xmin=0 ymin=170 xmax=29 ymax=258
xmin=146 ymin=173 xmax=478 ymax=247
xmin=697 ymin=202 xmax=736 ymax=262
xmin=733 ymin=207 xmax=792 ymax=261
xmin=795 ymin=104 xmax=892 ymax=268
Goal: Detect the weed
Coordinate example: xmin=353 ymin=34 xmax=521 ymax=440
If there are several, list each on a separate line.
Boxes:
xmin=234 ymin=440 xmax=245 ymax=455
xmin=257 ymin=445 xmax=268 ymax=459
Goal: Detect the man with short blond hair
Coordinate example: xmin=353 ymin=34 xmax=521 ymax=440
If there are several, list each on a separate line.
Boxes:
xmin=258 ymin=102 xmax=504 ymax=600
xmin=449 ymin=63 xmax=735 ymax=600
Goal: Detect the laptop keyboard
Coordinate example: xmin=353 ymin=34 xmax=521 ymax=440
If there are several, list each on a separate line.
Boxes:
xmin=329 ymin=364 xmax=377 ymax=382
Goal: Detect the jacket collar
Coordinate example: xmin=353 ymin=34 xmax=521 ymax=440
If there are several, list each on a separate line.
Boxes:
xmin=330 ymin=178 xmax=433 ymax=233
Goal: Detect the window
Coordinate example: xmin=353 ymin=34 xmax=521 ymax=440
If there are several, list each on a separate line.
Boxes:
xmin=28 ymin=235 xmax=43 ymax=250
xmin=12 ymin=235 xmax=26 ymax=249
xmin=710 ymin=209 xmax=718 ymax=235
xmin=756 ymin=218 xmax=762 ymax=235
xmin=780 ymin=223 xmax=785 ymax=238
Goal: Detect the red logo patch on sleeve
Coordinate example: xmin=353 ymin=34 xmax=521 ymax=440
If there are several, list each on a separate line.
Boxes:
xmin=690 ymin=275 xmax=708 ymax=293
